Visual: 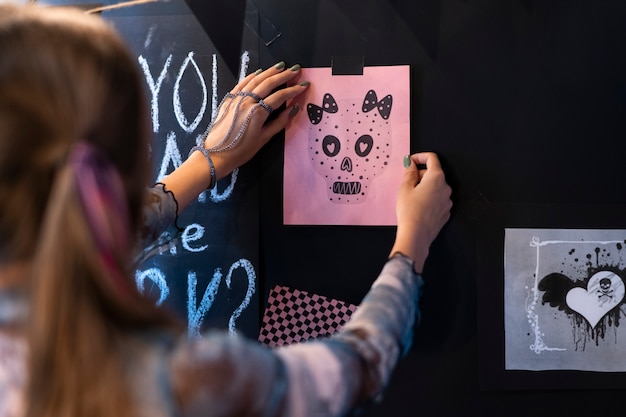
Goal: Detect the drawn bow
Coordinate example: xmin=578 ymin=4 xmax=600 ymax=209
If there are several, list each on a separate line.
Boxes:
xmin=362 ymin=89 xmax=392 ymax=120
xmin=307 ymin=93 xmax=338 ymax=125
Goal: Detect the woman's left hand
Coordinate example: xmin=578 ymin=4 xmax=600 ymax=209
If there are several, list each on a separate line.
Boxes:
xmin=161 ymin=61 xmax=309 ymax=213
xmin=206 ymin=61 xmax=309 ymax=179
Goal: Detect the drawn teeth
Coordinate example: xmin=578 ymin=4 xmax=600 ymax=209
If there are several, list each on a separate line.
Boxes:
xmin=332 ymin=181 xmax=361 ymax=195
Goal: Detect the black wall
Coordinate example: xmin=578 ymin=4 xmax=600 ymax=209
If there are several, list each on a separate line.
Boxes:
xmin=234 ymin=1 xmax=626 ymax=416
xmin=45 ymin=0 xmax=626 ymax=415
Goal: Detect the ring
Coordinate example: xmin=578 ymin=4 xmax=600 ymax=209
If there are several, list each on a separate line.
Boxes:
xmin=258 ymin=99 xmax=274 ymax=114
xmin=237 ymin=91 xmax=263 ymax=102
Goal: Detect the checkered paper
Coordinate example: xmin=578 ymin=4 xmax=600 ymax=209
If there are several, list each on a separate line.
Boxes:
xmin=258 ymin=285 xmax=358 ymax=347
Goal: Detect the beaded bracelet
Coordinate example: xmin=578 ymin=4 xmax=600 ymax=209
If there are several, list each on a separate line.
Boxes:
xmin=206 ymin=94 xmax=245 ymax=153
xmin=188 ymin=145 xmax=216 ymax=189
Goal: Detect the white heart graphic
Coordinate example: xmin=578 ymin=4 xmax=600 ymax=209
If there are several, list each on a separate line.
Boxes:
xmin=323 ymin=141 xmax=337 ymax=156
xmin=566 ymin=271 xmax=625 ymax=328
xmin=357 ymin=141 xmax=370 ymax=155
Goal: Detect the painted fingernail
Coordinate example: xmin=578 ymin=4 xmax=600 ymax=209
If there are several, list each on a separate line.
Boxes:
xmin=403 ymin=155 xmax=411 ymax=168
xmin=299 ymin=81 xmax=310 ymax=87
xmin=290 ymin=64 xmax=301 ymax=71
xmin=289 ymin=104 xmax=300 ymax=117
xmin=254 ymin=68 xmax=263 ymax=75
xmin=274 ymin=61 xmax=285 ymax=69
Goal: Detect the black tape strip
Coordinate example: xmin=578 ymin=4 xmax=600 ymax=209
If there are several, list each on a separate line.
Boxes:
xmin=331 ymin=56 xmax=365 ymax=75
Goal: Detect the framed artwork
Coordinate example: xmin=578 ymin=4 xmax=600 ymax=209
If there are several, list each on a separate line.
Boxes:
xmin=477 ymin=203 xmax=626 ymax=390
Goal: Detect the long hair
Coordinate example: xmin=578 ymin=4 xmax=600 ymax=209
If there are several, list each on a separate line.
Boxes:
xmin=0 ymin=5 xmax=181 ymax=416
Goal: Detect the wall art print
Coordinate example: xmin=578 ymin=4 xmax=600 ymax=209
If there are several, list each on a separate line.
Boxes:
xmin=505 ymin=228 xmax=626 ymax=372
xmin=283 ymin=66 xmax=410 ymax=225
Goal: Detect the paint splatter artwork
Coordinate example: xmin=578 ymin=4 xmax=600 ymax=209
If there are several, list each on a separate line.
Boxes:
xmin=284 ymin=66 xmax=410 ymax=225
xmin=505 ymin=228 xmax=626 ymax=371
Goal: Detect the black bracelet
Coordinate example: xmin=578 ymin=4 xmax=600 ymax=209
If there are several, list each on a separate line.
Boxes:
xmin=188 ymin=145 xmax=216 ymax=189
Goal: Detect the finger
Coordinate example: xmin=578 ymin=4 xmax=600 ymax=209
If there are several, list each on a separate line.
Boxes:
xmin=230 ymin=61 xmax=287 ymax=94
xmin=412 ymin=152 xmax=442 ymax=171
xmin=260 ymin=82 xmax=309 ymax=111
xmin=239 ymin=61 xmax=289 ymax=93
xmin=414 ymin=152 xmax=443 ymax=183
xmin=252 ymin=65 xmax=304 ymax=98
xmin=229 ymin=71 xmax=258 ymax=95
xmin=258 ymin=106 xmax=294 ymax=145
xmin=400 ymin=156 xmax=420 ymax=189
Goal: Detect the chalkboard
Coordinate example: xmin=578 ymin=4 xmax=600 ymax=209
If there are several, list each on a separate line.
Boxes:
xmin=107 ymin=3 xmax=263 ymax=339
xmin=43 ymin=1 xmax=626 ymax=415
xmin=34 ymin=0 xmax=263 ymax=339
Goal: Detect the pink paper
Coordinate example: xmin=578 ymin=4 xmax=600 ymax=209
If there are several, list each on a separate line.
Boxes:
xmin=284 ymin=65 xmax=410 ymax=225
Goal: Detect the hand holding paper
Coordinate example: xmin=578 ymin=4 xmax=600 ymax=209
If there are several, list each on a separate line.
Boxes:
xmin=390 ymin=152 xmax=453 ymax=273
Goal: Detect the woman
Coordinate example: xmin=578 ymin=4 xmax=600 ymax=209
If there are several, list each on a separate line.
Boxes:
xmin=0 ymin=4 xmax=452 ymax=417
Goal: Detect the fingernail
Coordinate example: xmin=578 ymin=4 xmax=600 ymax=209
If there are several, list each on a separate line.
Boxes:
xmin=289 ymin=104 xmax=300 ymax=117
xmin=290 ymin=64 xmax=301 ymax=71
xmin=254 ymin=68 xmax=263 ymax=75
xmin=403 ymin=155 xmax=411 ymax=168
xmin=274 ymin=61 xmax=285 ymax=70
xmin=299 ymin=81 xmax=310 ymax=87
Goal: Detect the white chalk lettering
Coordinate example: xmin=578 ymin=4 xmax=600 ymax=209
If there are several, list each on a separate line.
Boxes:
xmin=209 ymin=168 xmax=238 ymax=202
xmin=138 ymin=54 xmax=172 ymax=133
xmin=225 ymin=259 xmax=256 ymax=336
xmin=239 ymin=51 xmax=250 ymax=82
xmin=184 ymin=258 xmax=256 ymax=337
xmin=181 ymin=223 xmax=208 ymax=252
xmin=174 ymin=51 xmax=208 ymax=133
xmin=211 ymin=53 xmax=218 ymax=121
xmin=157 ymin=131 xmax=183 ymax=182
xmin=187 ymin=269 xmax=222 ymax=339
xmin=144 ymin=24 xmax=156 ymax=49
xmin=145 ymin=50 xmax=255 ymax=198
xmin=135 ymin=267 xmax=170 ymax=306
xmin=136 ymin=49 xmax=259 ymax=336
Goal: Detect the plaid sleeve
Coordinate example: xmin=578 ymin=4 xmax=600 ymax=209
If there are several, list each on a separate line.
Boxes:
xmin=275 ymin=256 xmax=423 ymax=416
xmin=133 ymin=183 xmax=181 ymax=265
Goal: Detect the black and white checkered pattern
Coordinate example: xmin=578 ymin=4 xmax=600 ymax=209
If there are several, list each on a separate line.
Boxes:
xmin=258 ymin=285 xmax=357 ymax=347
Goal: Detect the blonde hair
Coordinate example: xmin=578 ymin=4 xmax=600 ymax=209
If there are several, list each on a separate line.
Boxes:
xmin=0 ymin=4 xmax=180 ymax=416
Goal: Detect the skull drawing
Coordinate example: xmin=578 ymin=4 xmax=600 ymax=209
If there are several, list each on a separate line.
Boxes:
xmin=306 ymin=90 xmax=393 ymax=204
xmin=598 ymin=277 xmax=614 ymax=301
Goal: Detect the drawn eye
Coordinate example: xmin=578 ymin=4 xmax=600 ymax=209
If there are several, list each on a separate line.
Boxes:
xmin=355 ymin=135 xmax=373 ymax=157
xmin=322 ymin=135 xmax=340 ymax=157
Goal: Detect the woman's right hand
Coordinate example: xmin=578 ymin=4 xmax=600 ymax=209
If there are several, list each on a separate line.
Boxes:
xmin=389 ymin=152 xmax=452 ymax=273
